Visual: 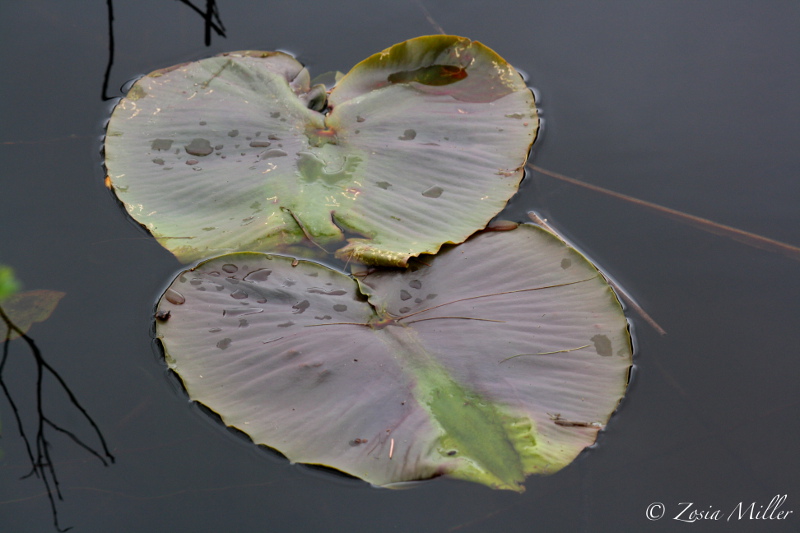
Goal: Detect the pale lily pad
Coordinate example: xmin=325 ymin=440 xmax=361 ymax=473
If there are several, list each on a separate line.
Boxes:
xmin=105 ymin=36 xmax=538 ymax=266
xmin=155 ymin=225 xmax=631 ymax=491
xmin=1 ymin=290 xmax=66 ymax=340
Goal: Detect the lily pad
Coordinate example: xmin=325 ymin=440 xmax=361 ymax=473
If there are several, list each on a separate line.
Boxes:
xmin=155 ymin=225 xmax=631 ymax=491
xmin=105 ymin=36 xmax=538 ymax=266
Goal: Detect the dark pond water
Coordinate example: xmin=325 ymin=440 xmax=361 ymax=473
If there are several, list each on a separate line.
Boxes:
xmin=2 ymin=1 xmax=799 ymax=531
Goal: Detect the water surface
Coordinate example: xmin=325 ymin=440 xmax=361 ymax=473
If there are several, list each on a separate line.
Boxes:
xmin=1 ymin=1 xmax=798 ymax=531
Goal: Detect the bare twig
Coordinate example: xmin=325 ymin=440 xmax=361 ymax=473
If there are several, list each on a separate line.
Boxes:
xmin=1 ymin=306 xmax=114 ymax=532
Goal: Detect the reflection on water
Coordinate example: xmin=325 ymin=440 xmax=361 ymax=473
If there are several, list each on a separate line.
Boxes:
xmin=1 ymin=306 xmax=114 ymax=532
xmin=101 ymin=0 xmax=226 ymax=101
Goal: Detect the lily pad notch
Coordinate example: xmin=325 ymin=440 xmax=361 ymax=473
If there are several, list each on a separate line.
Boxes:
xmin=104 ymin=35 xmax=539 ymax=266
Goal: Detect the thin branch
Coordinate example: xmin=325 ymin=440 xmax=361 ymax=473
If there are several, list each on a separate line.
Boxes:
xmin=44 ymin=419 xmax=112 ymax=467
xmin=0 ymin=306 xmax=113 ymax=532
xmin=282 ymin=207 xmax=332 ymax=255
xmin=101 ymin=0 xmax=115 ymax=101
xmin=1 ymin=328 xmax=37 ymax=471
xmin=103 ymin=0 xmax=226 ymax=101
xmin=33 ymin=347 xmax=115 ymax=465
xmin=174 ymin=0 xmax=227 ymax=43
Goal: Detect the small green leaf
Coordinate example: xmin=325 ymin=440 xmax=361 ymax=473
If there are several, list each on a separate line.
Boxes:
xmin=0 ymin=265 xmax=21 ymax=301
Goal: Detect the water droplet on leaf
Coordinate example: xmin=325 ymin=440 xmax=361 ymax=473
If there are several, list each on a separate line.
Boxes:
xmin=222 ymin=308 xmax=264 ymax=317
xmin=422 ymin=186 xmax=443 ymax=198
xmin=185 ymin=138 xmax=213 ymax=156
xmin=165 ymin=288 xmax=185 ymax=305
xmin=261 ymin=149 xmax=288 ymax=159
xmin=591 ymin=334 xmax=612 ymax=357
xmin=150 ymin=139 xmax=173 ymax=152
xmin=244 ymin=269 xmax=272 ymax=282
xmin=292 ymin=300 xmax=310 ymax=314
xmin=399 ymin=129 xmax=416 ymax=141
xmin=307 ymin=287 xmax=347 ymax=296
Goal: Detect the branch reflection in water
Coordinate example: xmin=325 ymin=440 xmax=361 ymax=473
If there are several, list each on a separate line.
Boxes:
xmin=1 ymin=304 xmax=115 ymax=532
xmin=101 ymin=0 xmax=226 ymax=100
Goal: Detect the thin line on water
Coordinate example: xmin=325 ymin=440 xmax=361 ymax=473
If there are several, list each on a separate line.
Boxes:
xmin=414 ymin=0 xmax=447 ymax=34
xmin=529 ymin=164 xmax=800 ymax=261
